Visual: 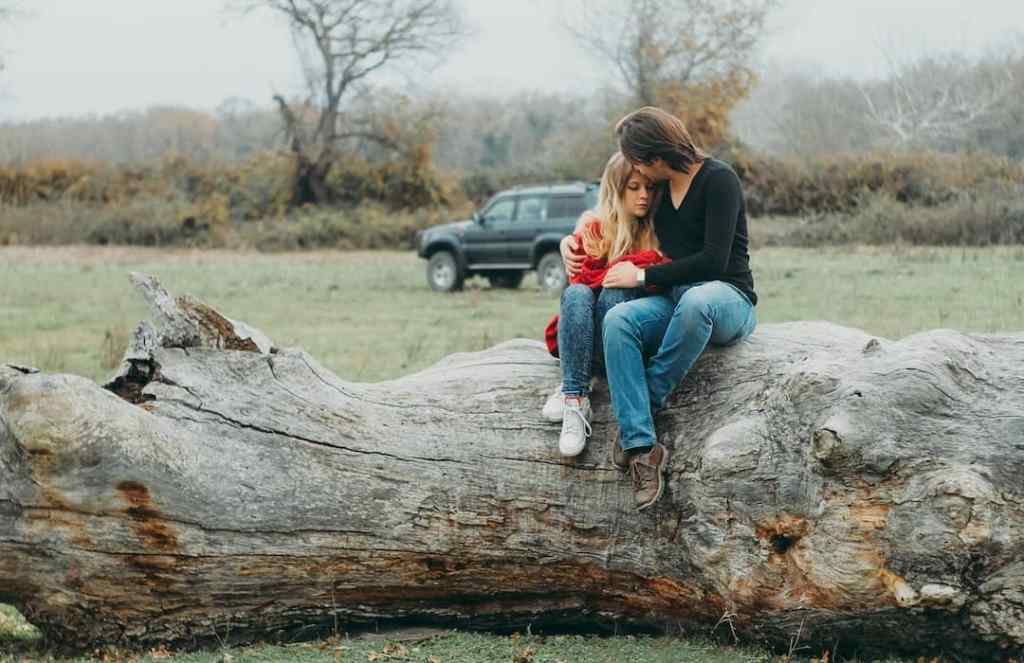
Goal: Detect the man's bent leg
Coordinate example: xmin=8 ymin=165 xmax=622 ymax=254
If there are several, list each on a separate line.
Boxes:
xmin=646 ymin=281 xmax=756 ymax=409
xmin=592 ymin=286 xmax=647 ymax=375
xmin=602 ymin=295 xmax=674 ymax=451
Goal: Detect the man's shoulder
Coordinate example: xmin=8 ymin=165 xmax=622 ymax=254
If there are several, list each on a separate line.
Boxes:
xmin=702 ymin=158 xmax=739 ymax=181
xmin=701 ymin=158 xmax=742 ymax=193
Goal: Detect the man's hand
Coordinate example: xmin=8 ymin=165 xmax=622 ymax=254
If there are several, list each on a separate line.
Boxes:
xmin=602 ymin=262 xmax=640 ymax=289
xmin=560 ymin=235 xmax=584 ymax=277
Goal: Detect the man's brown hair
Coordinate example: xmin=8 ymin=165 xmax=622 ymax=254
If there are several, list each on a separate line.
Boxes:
xmin=615 ymin=107 xmax=706 ymax=173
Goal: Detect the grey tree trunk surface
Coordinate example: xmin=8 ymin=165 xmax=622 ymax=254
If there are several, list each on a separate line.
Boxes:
xmin=2 ymin=275 xmax=1023 ymax=659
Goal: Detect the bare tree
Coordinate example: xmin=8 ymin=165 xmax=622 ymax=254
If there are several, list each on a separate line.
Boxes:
xmin=230 ymin=0 xmax=465 ymax=205
xmin=858 ymin=50 xmax=1017 ymax=148
xmin=0 ymin=1 xmax=23 ymax=73
xmin=564 ymin=0 xmax=778 ymax=110
xmin=731 ymin=64 xmax=875 ymax=157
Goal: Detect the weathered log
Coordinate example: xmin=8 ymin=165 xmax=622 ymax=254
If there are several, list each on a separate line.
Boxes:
xmin=2 ymin=274 xmax=1024 ymax=659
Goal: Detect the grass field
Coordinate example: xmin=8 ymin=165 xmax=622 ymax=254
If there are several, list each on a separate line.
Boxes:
xmin=1 ymin=245 xmax=1022 ymax=385
xmin=2 ymin=244 xmax=1022 ymax=663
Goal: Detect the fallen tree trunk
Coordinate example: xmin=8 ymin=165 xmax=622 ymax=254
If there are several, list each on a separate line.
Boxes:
xmin=2 ymin=275 xmax=1024 ymax=659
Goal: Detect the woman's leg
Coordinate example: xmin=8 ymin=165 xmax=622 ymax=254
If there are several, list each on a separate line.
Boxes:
xmin=592 ymin=286 xmax=648 ymax=375
xmin=558 ymin=284 xmax=598 ymax=397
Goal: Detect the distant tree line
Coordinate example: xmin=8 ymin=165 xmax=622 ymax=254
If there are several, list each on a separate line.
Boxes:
xmin=733 ymin=43 xmax=1024 ymax=159
xmin=0 ymin=0 xmax=1022 ymax=252
xmin=1 ymin=46 xmax=1022 ymax=174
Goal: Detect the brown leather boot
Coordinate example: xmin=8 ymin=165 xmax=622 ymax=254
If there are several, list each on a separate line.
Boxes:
xmin=630 ymin=444 xmax=669 ymax=510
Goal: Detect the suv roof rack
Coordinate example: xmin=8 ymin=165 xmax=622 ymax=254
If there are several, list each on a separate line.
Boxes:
xmin=510 ymin=180 xmax=596 ymax=192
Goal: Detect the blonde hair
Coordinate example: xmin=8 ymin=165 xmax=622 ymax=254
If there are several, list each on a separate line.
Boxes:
xmin=580 ymin=152 xmax=658 ymax=262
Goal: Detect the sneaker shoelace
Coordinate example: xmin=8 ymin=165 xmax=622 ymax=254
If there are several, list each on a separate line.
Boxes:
xmin=562 ymin=401 xmax=592 ymax=438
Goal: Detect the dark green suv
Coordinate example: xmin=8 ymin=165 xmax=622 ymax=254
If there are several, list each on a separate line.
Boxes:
xmin=416 ymin=182 xmax=599 ymax=293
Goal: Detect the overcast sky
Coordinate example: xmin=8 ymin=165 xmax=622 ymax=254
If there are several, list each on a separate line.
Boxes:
xmin=0 ymin=0 xmax=1021 ymax=120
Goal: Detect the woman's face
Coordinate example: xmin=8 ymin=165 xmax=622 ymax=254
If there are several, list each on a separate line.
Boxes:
xmin=622 ymin=171 xmax=654 ymax=218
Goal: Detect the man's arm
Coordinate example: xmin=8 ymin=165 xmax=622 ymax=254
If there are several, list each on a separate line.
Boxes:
xmin=561 ymin=211 xmax=599 ymax=276
xmin=644 ymin=170 xmax=742 ymax=288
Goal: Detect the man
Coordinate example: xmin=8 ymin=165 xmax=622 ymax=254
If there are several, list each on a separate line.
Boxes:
xmin=576 ymin=106 xmax=758 ymax=510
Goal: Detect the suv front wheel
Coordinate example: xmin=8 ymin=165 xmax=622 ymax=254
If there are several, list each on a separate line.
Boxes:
xmin=427 ymin=251 xmax=465 ymax=292
xmin=536 ymin=251 xmax=568 ymax=294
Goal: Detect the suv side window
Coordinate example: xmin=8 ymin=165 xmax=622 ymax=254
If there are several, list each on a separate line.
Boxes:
xmin=547 ymin=195 xmax=587 ymax=221
xmin=482 ymin=197 xmax=515 ymax=223
xmin=515 ymin=195 xmax=546 ymax=223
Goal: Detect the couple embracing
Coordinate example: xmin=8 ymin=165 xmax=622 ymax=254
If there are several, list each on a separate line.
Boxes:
xmin=543 ymin=106 xmax=758 ymax=511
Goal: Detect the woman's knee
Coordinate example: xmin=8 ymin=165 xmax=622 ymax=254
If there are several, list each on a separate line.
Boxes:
xmin=561 ymin=284 xmax=594 ymax=312
xmin=596 ymin=286 xmax=634 ymax=308
xmin=562 ymin=283 xmax=593 ymax=305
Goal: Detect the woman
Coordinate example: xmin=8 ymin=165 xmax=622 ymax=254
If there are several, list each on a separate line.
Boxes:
xmin=542 ymin=151 xmax=665 ymax=458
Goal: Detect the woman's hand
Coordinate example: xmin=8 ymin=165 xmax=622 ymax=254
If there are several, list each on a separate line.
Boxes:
xmin=560 ymin=235 xmax=584 ymax=277
xmin=602 ymin=262 xmax=640 ymax=289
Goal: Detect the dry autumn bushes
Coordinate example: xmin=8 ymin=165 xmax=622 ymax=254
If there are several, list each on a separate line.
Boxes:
xmin=0 ymin=149 xmax=1021 ymax=249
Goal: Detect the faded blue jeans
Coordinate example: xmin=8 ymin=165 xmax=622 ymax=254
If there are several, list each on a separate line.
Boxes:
xmin=602 ymin=280 xmax=757 ymax=451
xmin=559 ymin=284 xmax=648 ymax=397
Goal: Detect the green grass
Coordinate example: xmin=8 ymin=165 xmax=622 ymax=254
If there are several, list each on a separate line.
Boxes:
xmin=1 ymin=245 xmax=1023 ymax=385
xmin=2 ymin=631 xmax=787 ymax=663
xmin=2 ymin=244 xmax=1020 ymax=662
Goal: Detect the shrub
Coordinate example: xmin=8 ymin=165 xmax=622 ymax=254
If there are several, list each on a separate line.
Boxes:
xmin=774 ymin=184 xmax=1024 ymax=247
xmin=733 ymin=150 xmax=1024 ymax=217
xmin=0 ymin=197 xmax=224 ymax=247
xmin=243 ymin=204 xmax=450 ymax=252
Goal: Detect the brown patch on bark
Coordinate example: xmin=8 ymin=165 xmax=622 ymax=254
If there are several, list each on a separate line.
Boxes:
xmin=26 ymin=447 xmax=54 ymax=472
xmin=23 ymin=487 xmax=96 ymax=548
xmin=123 ymin=555 xmax=183 ymax=594
xmin=756 ymin=514 xmax=811 ymax=555
xmin=850 ymin=502 xmax=891 ymax=531
xmin=178 ymin=299 xmax=259 ymax=353
xmin=105 ymin=360 xmax=156 ymax=405
xmin=116 ymin=481 xmax=179 ymax=551
xmin=740 ymin=514 xmax=857 ymax=611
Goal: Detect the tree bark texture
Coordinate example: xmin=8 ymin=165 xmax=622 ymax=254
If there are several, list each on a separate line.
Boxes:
xmin=2 ymin=275 xmax=1024 ymax=659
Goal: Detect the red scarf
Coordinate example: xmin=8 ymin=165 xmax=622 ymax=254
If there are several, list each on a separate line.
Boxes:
xmin=544 ymin=223 xmax=668 ymax=357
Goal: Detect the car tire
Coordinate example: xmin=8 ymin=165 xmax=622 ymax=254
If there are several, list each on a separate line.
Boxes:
xmin=486 ymin=271 xmax=525 ymax=289
xmin=427 ymin=251 xmax=464 ymax=292
xmin=536 ymin=251 xmax=568 ymax=294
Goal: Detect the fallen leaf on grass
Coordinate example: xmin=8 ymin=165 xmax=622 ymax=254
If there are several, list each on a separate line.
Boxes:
xmin=512 ymin=646 xmax=536 ymax=663
xmin=367 ymin=642 xmax=410 ymax=661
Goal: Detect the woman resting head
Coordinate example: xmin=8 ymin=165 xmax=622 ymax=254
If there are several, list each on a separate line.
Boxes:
xmin=569 ymin=151 xmax=658 ymax=273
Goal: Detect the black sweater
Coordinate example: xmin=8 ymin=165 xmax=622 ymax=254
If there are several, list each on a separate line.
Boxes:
xmin=644 ymin=158 xmax=757 ymax=305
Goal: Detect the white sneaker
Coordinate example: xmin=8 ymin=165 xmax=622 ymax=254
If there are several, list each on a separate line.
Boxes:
xmin=559 ymin=396 xmax=592 ymax=457
xmin=542 ymin=387 xmax=565 ymax=422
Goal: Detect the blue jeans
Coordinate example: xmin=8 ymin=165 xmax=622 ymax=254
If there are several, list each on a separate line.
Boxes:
xmin=559 ymin=284 xmax=648 ymax=396
xmin=602 ymin=281 xmax=757 ymax=451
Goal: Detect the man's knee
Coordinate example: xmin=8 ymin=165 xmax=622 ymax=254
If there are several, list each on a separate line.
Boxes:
xmin=675 ymin=287 xmax=715 ymax=326
xmin=603 ymin=304 xmax=639 ymax=342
